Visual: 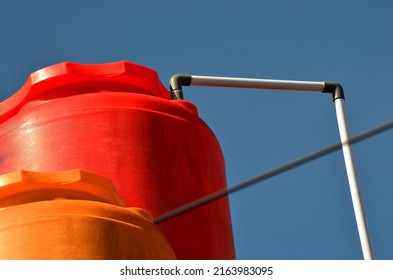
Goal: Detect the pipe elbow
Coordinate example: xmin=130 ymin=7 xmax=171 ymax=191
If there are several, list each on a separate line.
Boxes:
xmin=169 ymin=74 xmax=192 ymax=100
xmin=323 ymin=82 xmax=345 ymax=101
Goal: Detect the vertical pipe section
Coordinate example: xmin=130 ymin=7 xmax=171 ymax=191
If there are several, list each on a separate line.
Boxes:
xmin=334 ymin=98 xmax=374 ymax=260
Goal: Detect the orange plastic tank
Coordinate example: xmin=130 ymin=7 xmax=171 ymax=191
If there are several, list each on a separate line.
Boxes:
xmin=0 ymin=170 xmax=176 ymax=260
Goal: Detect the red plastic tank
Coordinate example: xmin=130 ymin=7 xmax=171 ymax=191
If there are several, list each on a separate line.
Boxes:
xmin=0 ymin=61 xmax=235 ymax=259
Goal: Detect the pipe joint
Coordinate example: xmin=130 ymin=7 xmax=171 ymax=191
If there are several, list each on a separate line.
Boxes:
xmin=323 ymin=82 xmax=345 ymax=101
xmin=169 ymin=74 xmax=192 ymax=100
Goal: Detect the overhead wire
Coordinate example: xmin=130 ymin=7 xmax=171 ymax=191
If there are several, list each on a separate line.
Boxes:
xmin=154 ymin=118 xmax=393 ymax=224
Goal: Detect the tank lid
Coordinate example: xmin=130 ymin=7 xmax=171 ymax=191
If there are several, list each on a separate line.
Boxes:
xmin=0 ymin=61 xmax=171 ymax=122
xmin=0 ymin=169 xmax=126 ymax=208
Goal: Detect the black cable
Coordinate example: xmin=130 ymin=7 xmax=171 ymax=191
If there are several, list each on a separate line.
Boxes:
xmin=154 ymin=118 xmax=393 ymax=224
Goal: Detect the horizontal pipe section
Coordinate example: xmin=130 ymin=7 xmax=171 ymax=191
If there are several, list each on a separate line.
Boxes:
xmin=190 ymin=75 xmax=326 ymax=92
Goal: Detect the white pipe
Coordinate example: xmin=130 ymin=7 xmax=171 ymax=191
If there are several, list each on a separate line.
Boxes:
xmin=190 ymin=75 xmax=325 ymax=92
xmin=170 ymin=73 xmax=374 ymax=259
xmin=334 ymin=98 xmax=374 ymax=260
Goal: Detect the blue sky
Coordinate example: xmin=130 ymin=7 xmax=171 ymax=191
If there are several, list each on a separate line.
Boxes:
xmin=1 ymin=0 xmax=393 ymax=259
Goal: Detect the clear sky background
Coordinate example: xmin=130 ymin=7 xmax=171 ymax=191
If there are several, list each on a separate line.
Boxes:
xmin=1 ymin=0 xmax=393 ymax=260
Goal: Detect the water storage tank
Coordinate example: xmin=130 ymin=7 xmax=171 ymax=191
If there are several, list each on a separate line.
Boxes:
xmin=0 ymin=169 xmax=176 ymax=259
xmin=0 ymin=62 xmax=235 ymax=259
